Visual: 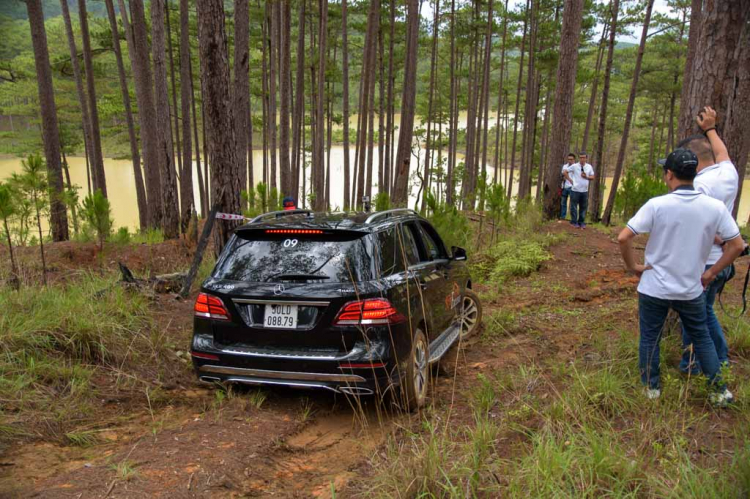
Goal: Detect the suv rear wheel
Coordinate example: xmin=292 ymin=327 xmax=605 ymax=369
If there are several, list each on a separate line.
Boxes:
xmin=399 ymin=328 xmax=429 ymax=411
xmin=459 ymin=289 xmax=482 ymax=339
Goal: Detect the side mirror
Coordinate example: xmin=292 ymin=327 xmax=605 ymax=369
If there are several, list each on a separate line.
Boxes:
xmin=451 ymin=246 xmax=467 ymax=261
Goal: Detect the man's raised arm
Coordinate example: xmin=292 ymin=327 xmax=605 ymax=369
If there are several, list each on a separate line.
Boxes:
xmin=697 ymin=106 xmax=730 ymax=164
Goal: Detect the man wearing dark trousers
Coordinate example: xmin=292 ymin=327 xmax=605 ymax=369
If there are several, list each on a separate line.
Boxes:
xmin=560 ymin=154 xmax=576 ymax=220
xmin=676 ymin=107 xmax=739 ymax=374
xmin=618 ymin=148 xmax=743 ymax=406
xmin=569 ymin=152 xmax=595 ymax=228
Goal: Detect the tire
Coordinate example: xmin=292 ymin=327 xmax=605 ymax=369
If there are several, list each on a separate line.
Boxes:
xmin=399 ymin=328 xmax=429 ymax=411
xmin=459 ymin=289 xmax=482 ymax=339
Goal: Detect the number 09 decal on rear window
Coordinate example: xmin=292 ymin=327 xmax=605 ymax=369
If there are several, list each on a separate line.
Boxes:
xmin=282 ymin=239 xmax=299 ymax=248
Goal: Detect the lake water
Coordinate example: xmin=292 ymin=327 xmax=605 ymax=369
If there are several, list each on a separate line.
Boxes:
xmin=2 ymin=150 xmax=749 ymax=230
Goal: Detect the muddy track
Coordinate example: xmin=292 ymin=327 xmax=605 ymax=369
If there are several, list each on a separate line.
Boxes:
xmin=1 ymin=223 xmax=666 ymax=498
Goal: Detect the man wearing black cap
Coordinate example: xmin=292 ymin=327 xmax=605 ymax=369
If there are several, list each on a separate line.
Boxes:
xmin=675 ymin=107 xmax=738 ymax=374
xmin=617 ymin=147 xmax=744 ymax=405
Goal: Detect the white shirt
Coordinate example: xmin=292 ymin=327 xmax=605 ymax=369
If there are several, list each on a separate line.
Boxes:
xmin=570 ymin=162 xmax=595 ymax=193
xmin=694 ymin=160 xmax=738 ymax=265
xmin=627 ymin=188 xmax=740 ymax=300
xmin=561 ymin=164 xmax=573 ymax=189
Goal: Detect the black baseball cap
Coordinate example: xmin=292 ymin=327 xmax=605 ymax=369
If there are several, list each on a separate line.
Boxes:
xmin=657 ymin=148 xmax=698 ymax=177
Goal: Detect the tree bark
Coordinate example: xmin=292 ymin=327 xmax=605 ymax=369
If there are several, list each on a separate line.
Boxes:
xmin=581 ymin=18 xmax=609 ymax=153
xmin=279 ymin=0 xmax=292 ymax=196
xmin=78 ymin=0 xmax=107 ymax=197
xmin=384 ymin=0 xmax=397 ymax=198
xmin=125 ymin=0 xmax=163 ymax=230
xmin=519 ymin=0 xmax=536 ymax=199
xmin=25 ymin=0 xmax=68 ymax=241
xmin=196 ymin=0 xmax=241 ymax=254
xmin=508 ymin=0 xmax=529 ymax=199
xmin=190 ymin=57 xmax=206 ymax=216
xmin=179 ymin=0 xmax=195 ymax=229
xmin=446 ymin=0 xmax=456 ymax=206
xmin=59 ymin=0 xmax=96 ymax=204
xmin=166 ymin=0 xmax=182 ymax=184
xmin=340 ymin=0 xmax=351 ymax=208
xmin=601 ymin=0 xmax=655 ymax=226
xmin=234 ymin=0 xmax=249 ymax=201
xmin=677 ymin=0 xmax=703 ymax=138
xmin=391 ymin=0 xmax=419 ymax=206
xmin=421 ymin=0 xmax=440 ymax=212
xmin=493 ymin=0 xmax=509 ymax=186
xmin=541 ymin=0 xmax=585 ymax=220
xmin=313 ymin=0 xmax=328 ymax=210
xmin=269 ymin=0 xmax=278 ymax=191
xmin=292 ymin=0 xmax=306 ymax=203
xmin=104 ymin=0 xmax=147 ymax=230
xmin=477 ymin=0 xmax=494 ymax=207
xmin=588 ymin=0 xmax=619 ymax=221
xmin=152 ymin=0 xmax=181 ymax=238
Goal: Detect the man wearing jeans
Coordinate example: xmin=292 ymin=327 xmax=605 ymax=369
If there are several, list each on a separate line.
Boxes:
xmin=676 ymin=107 xmax=738 ymax=374
xmin=569 ymin=152 xmax=595 ymax=228
xmin=560 ymin=154 xmax=575 ymax=220
xmin=618 ymin=148 xmax=743 ymax=406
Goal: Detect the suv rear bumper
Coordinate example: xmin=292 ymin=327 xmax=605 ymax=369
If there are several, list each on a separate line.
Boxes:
xmin=191 ymin=332 xmax=405 ymax=396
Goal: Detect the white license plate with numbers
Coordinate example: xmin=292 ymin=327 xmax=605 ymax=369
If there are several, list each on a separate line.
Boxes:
xmin=263 ymin=303 xmax=298 ymax=329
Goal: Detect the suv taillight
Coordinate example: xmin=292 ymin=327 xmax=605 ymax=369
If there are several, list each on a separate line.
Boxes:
xmin=194 ymin=293 xmax=231 ymax=321
xmin=333 ymin=298 xmax=405 ymax=326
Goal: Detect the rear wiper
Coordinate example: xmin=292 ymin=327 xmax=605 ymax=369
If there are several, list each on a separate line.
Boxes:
xmin=269 ymin=273 xmax=331 ymax=281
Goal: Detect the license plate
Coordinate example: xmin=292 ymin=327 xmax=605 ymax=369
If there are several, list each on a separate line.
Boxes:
xmin=263 ymin=303 xmax=298 ymax=329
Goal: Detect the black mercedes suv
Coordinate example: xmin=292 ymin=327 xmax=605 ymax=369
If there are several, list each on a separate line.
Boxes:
xmin=190 ymin=208 xmax=481 ymax=409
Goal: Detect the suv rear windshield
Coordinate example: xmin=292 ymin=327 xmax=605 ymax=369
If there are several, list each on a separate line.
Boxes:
xmin=213 ymin=231 xmax=376 ymax=283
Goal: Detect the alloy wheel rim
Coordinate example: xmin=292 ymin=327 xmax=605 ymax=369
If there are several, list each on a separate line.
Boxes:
xmin=413 ymin=336 xmax=428 ymax=399
xmin=460 ymin=295 xmax=478 ymax=337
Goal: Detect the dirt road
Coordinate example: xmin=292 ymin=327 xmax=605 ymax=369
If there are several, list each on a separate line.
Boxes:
xmin=2 ymin=222 xmax=742 ymax=497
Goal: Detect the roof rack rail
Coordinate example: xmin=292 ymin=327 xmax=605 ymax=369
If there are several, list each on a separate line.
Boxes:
xmin=364 ymin=208 xmax=419 ymax=224
xmin=249 ymin=209 xmax=313 ymax=224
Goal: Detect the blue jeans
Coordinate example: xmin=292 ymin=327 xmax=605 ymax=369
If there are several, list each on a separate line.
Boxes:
xmin=638 ymin=292 xmax=723 ymax=390
xmin=560 ymin=188 xmax=572 ymax=219
xmin=680 ymin=265 xmax=731 ymax=372
xmin=570 ymin=190 xmax=588 ymax=225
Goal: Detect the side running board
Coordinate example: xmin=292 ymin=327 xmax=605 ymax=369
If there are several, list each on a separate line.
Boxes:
xmin=427 ymin=323 xmax=461 ymax=364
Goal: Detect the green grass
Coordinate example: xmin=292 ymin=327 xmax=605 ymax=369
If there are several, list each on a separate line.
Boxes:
xmin=0 ymin=273 xmax=165 ymax=441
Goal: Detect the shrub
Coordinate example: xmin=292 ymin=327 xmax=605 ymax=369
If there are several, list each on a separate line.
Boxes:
xmin=81 ymin=190 xmax=113 ymax=250
xmin=424 ymin=191 xmax=471 ymax=250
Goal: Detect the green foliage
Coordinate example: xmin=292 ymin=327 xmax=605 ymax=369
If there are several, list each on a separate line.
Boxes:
xmin=374 ymin=191 xmax=391 ymax=212
xmin=423 ymin=191 xmax=471 ymax=250
xmin=485 ymin=239 xmax=552 ymax=283
xmin=614 ymin=166 xmax=667 ymax=221
xmin=81 ymin=189 xmax=113 ymax=250
xmin=110 ymin=227 xmax=131 ymax=245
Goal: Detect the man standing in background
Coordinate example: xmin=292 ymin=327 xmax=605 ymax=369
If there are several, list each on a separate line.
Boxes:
xmin=560 ymin=153 xmax=576 ymax=220
xmin=676 ymin=107 xmax=739 ymax=374
xmin=569 ymin=152 xmax=595 ymax=229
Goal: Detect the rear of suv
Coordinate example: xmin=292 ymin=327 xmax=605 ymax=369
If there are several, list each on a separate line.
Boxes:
xmin=190 ymin=209 xmax=481 ymax=410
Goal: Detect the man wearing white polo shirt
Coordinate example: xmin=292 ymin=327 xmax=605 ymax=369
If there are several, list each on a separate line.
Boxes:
xmin=569 ymin=152 xmax=595 ymax=229
xmin=617 ymin=148 xmax=744 ymax=405
xmin=677 ymin=107 xmax=738 ymax=374
xmin=560 ymin=153 xmax=576 ymax=220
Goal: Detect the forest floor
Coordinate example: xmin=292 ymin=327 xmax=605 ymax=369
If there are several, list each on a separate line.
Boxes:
xmin=1 ymin=220 xmax=749 ymax=497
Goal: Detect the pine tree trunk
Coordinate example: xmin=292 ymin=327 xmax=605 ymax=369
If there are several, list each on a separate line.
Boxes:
xmin=422 ymin=0 xmax=439 ymax=212
xmin=25 ymin=0 xmax=68 ymax=241
xmin=378 ymin=26 xmax=386 ymax=197
xmin=581 ymin=18 xmax=608 ymax=154
xmin=234 ymin=0 xmax=249 ymax=200
xmin=269 ymin=1 xmax=278 ymax=191
xmin=384 ymin=0 xmax=396 ymax=198
xmin=190 ymin=58 xmax=206 ymax=216
xmin=519 ymin=0 xmax=537 ymax=200
xmin=292 ymin=0 xmax=306 ymax=203
xmin=508 ymin=0 xmax=529 ymax=198
xmin=152 ymin=0 xmax=181 ymax=238
xmin=601 ymin=0 xmax=654 ymax=226
xmin=125 ymin=0 xmax=163 ymax=230
xmin=196 ymin=0 xmax=241 ymax=253
xmin=179 ymin=0 xmax=195 ymax=229
xmin=477 ymin=0 xmax=494 ymax=207
xmin=261 ymin=8 xmax=269 ymax=186
xmin=104 ymin=0 xmax=147 ymax=230
xmin=588 ymin=0 xmax=619 ymax=221
xmin=677 ymin=0 xmax=703 ymax=138
xmin=166 ymin=1 xmax=182 ymax=184
xmin=59 ymin=0 xmax=96 ymax=204
xmin=279 ymin=0 xmax=292 ymax=196
xmin=493 ymin=0 xmax=509 ymax=186
xmin=313 ymin=0 xmax=328 ymax=210
xmin=391 ymin=0 xmax=419 ymax=206
xmin=446 ymin=0 xmax=456 ymax=206
xmin=541 ymin=0 xmax=585 ymax=220
xmin=78 ymin=0 xmax=107 ymax=197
